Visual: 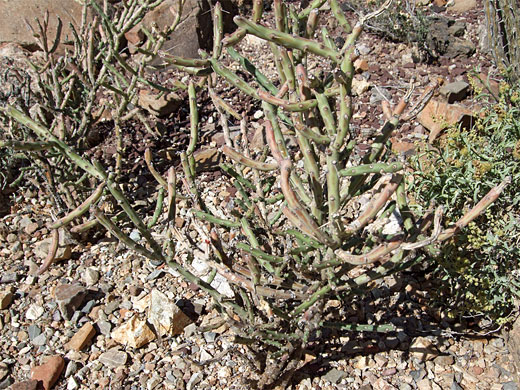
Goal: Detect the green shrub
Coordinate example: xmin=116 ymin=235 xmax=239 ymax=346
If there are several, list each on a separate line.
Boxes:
xmin=409 ymin=79 xmax=520 ymax=325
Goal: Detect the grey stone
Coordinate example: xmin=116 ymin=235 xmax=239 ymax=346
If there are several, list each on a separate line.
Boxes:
xmin=411 ymin=369 xmax=426 ymax=382
xmin=0 ymin=273 xmax=19 ymax=284
xmin=0 ymin=376 xmax=13 ymax=389
xmin=64 ymin=361 xmax=78 ymax=378
xmin=27 ymin=324 xmax=41 ymax=340
xmin=146 ymin=269 xmax=164 ymax=281
xmin=186 ymin=372 xmax=203 ymax=390
xmin=440 ymin=81 xmax=470 ymax=103
xmin=54 ymin=283 xmax=87 ymax=320
xmin=451 ymin=381 xmax=463 ymax=390
xmin=503 ymin=382 xmax=518 ymax=390
xmin=104 ymin=301 xmax=119 ymax=315
xmin=97 ymin=320 xmax=112 ymax=336
xmin=99 ymin=349 xmax=128 ymax=368
xmin=31 ymin=333 xmax=47 ymax=346
xmin=322 ymin=368 xmax=347 ymax=384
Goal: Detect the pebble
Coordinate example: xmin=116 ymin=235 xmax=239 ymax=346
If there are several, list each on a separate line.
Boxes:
xmin=410 ymin=337 xmax=439 ymax=362
xmin=322 ymin=368 xmax=347 ymax=384
xmin=0 ymin=290 xmax=14 ymax=310
xmin=30 ymin=355 xmax=65 ymax=390
xmin=54 ymin=284 xmax=87 ymax=320
xmin=65 ymin=322 xmax=96 ymax=351
xmin=0 ymin=363 xmax=7 ymax=382
xmin=186 ymin=372 xmax=203 ymax=390
xmin=10 ymin=380 xmax=39 ymax=390
xmin=83 ymin=268 xmax=100 ymax=286
xmin=64 ymin=361 xmax=78 ymax=378
xmin=31 ymin=333 xmax=47 ymax=346
xmin=98 ymin=349 xmax=128 ymax=368
xmin=503 ymin=382 xmax=518 ymax=390
xmin=25 ymin=304 xmax=44 ymax=321
xmin=111 ymin=316 xmax=156 ymax=348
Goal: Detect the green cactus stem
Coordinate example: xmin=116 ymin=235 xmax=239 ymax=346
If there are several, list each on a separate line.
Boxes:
xmin=187 ymin=82 xmax=199 ymax=175
xmin=227 ymin=48 xmax=278 ymax=95
xmin=233 ymin=16 xmax=340 ymax=63
xmin=339 ymin=162 xmax=404 ymax=177
xmin=50 ymin=182 xmax=106 ymax=229
xmin=144 ymin=148 xmax=167 ymax=188
xmin=330 ymin=239 xmax=403 ymax=267
xmin=330 ymin=0 xmax=352 ymax=34
xmin=0 ymin=140 xmax=57 ymax=151
xmin=222 ymin=0 xmax=263 ymax=47
xmin=257 ymin=89 xmax=317 ymax=112
xmin=212 ymin=2 xmax=223 ymax=58
xmin=235 ymin=243 xmax=284 ymax=264
xmin=305 ymin=9 xmax=319 ymax=38
xmin=147 ymin=186 xmax=165 ymax=228
xmin=298 ymin=0 xmax=327 ymax=19
xmin=192 ymin=210 xmax=240 ymax=228
xmin=93 ymin=208 xmax=164 ymax=263
xmin=221 ymin=145 xmax=278 ymax=171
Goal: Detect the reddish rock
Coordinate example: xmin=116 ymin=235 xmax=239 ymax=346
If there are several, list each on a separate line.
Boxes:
xmin=64 ymin=322 xmax=96 ymax=351
xmin=11 ymin=380 xmax=43 ymax=390
xmin=354 ymin=58 xmax=369 ymax=72
xmin=30 ymin=355 xmax=65 ymax=390
xmin=417 ymin=99 xmax=474 ymax=142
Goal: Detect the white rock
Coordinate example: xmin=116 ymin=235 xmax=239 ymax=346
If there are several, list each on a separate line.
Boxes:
xmin=186 ymin=372 xmax=203 ymax=390
xmin=67 ymin=377 xmax=79 ymax=390
xmin=26 ymin=304 xmax=44 ymax=320
xmin=148 ymin=290 xmax=192 ymax=336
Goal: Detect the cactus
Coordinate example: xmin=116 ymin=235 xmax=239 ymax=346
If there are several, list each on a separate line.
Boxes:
xmin=0 ymin=1 xmax=510 ymax=388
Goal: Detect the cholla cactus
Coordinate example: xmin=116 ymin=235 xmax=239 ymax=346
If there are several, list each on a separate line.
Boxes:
xmin=1 ymin=0 xmax=509 ymax=387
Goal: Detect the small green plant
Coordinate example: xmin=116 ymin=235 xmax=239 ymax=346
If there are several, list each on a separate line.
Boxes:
xmin=409 ymin=79 xmax=520 ymax=325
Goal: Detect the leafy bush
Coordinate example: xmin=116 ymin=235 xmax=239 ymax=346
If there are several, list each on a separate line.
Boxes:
xmin=409 ymin=78 xmax=520 ymax=325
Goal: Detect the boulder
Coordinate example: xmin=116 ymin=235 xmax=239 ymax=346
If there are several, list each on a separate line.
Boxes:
xmin=0 ymin=0 xmax=86 ymax=51
xmin=126 ymin=0 xmax=244 ymax=60
xmin=417 ymin=99 xmax=474 ymax=142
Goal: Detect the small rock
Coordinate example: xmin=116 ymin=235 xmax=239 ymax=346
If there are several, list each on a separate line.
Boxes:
xmin=502 ymin=382 xmax=518 ymax=390
xmin=417 ymin=378 xmax=433 ymax=390
xmin=54 ymin=284 xmax=87 ymax=320
xmin=30 ymin=355 xmax=65 ymax=390
xmin=33 ymin=231 xmax=72 ymax=263
xmin=64 ymin=361 xmax=78 ymax=378
xmin=0 ymin=273 xmax=19 ymax=284
xmin=97 ymin=320 xmax=112 ymax=336
xmin=434 ymin=355 xmax=455 ymax=366
xmin=148 ymin=290 xmax=192 ymax=337
xmin=10 ymin=380 xmax=41 ymax=390
xmin=253 ymin=110 xmax=263 ymax=119
xmin=31 ymin=333 xmax=47 ymax=346
xmin=111 ymin=316 xmax=156 ymax=348
xmin=64 ymin=322 xmax=96 ymax=351
xmin=0 ymin=290 xmax=13 ymax=309
xmin=322 ymin=368 xmax=347 ymax=384
xmin=25 ymin=222 xmax=39 ymax=235
xmin=0 ymin=363 xmax=8 ymax=381
xmin=417 ymin=99 xmax=474 ymax=142
xmin=194 ymin=148 xmax=220 ymax=172
xmin=66 ymin=377 xmax=78 ymax=390
xmin=450 ymin=0 xmax=477 ymax=12
xmin=98 ymin=348 xmax=128 ymax=368
xmin=186 ymin=372 xmax=203 ymax=390
xmin=26 ymin=304 xmax=45 ymax=321
xmin=82 ymin=268 xmax=99 ymax=287
xmin=354 ymin=58 xmax=369 ymax=72
xmin=440 ymin=81 xmax=470 ymax=103
xmin=450 ymin=382 xmax=463 ymax=390
xmin=352 ymin=76 xmax=371 ymax=96
xmin=138 ymin=89 xmax=181 ymax=117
